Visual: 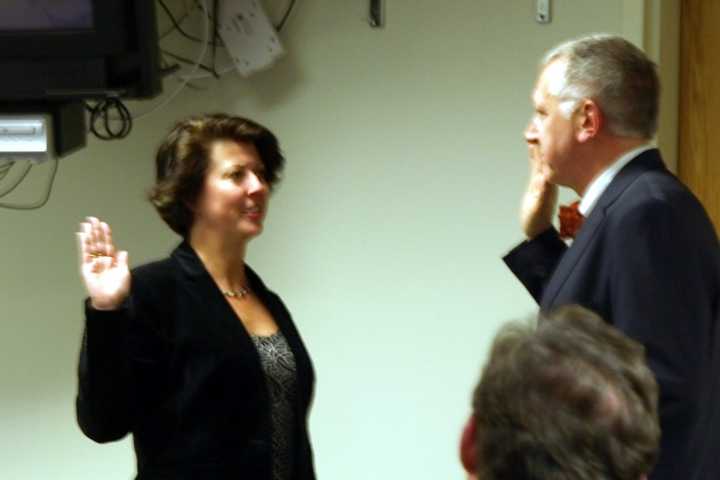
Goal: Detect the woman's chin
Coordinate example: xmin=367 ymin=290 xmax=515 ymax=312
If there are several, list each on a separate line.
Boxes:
xmin=240 ymin=223 xmax=264 ymax=239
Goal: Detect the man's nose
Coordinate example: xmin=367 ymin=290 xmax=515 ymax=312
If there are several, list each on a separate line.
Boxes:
xmin=524 ymin=121 xmax=538 ymax=144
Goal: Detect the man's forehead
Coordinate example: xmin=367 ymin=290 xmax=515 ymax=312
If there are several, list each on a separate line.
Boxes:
xmin=533 ymin=59 xmax=567 ymax=102
xmin=531 ymin=78 xmax=550 ymax=106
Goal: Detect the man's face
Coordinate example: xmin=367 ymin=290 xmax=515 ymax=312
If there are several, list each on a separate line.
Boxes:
xmin=524 ymin=60 xmax=578 ymax=186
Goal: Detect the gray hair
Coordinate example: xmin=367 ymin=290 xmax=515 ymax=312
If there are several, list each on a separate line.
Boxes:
xmin=541 ymin=33 xmax=659 ymax=139
xmin=472 ymin=305 xmax=660 ymax=480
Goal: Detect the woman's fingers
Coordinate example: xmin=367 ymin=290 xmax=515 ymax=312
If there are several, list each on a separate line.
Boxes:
xmin=77 ymin=232 xmax=91 ymax=266
xmin=78 ymin=222 xmax=95 ymax=260
xmin=100 ymin=221 xmax=115 ymax=258
xmin=80 ymin=216 xmax=116 ymax=259
xmin=77 ymin=218 xmax=123 ymax=279
xmin=116 ymin=250 xmax=129 ymax=269
xmin=88 ymin=217 xmax=103 ymax=255
xmin=79 ymin=221 xmax=96 ymax=261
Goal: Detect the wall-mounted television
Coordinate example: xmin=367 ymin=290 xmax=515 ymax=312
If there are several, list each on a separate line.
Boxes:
xmin=0 ymin=0 xmax=162 ymax=101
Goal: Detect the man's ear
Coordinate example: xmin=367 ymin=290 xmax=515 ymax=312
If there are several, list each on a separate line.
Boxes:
xmin=575 ymin=99 xmax=602 ymax=143
xmin=459 ymin=414 xmax=478 ymax=476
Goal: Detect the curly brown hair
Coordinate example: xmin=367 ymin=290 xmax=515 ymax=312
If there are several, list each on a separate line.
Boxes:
xmin=472 ymin=305 xmax=660 ymax=480
xmin=148 ymin=113 xmax=285 ymax=236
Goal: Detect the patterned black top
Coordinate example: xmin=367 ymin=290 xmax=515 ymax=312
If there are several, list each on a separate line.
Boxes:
xmin=251 ymin=331 xmax=298 ymax=480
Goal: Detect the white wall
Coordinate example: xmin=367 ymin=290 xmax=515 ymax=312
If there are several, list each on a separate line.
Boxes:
xmin=644 ymin=0 xmax=680 ymax=172
xmin=0 ymin=1 xmax=636 ymax=478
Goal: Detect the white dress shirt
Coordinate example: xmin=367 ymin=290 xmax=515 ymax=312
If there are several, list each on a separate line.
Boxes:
xmin=578 ymin=144 xmax=656 ymax=217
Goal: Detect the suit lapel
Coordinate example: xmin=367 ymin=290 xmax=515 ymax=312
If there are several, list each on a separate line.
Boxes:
xmin=171 ymin=242 xmax=306 ymax=365
xmin=541 ymin=205 xmax=606 ymax=308
xmin=540 ymin=149 xmax=668 ymax=309
xmin=172 ymin=241 xmax=248 ymax=348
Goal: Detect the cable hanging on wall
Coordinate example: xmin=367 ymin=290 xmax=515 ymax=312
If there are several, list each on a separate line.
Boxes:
xmin=89 ymin=0 xmax=300 ymax=140
xmin=83 ymin=0 xmax=211 ymax=143
xmin=276 ymin=0 xmax=298 ymax=32
xmin=86 ymin=97 xmax=133 ymax=141
xmin=0 ymin=157 xmax=59 ymax=211
xmin=147 ymin=0 xmax=298 ymax=98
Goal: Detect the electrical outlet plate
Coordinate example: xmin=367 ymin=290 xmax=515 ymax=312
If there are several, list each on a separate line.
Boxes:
xmin=0 ymin=115 xmax=52 ymax=164
xmin=217 ymin=0 xmax=285 ymax=77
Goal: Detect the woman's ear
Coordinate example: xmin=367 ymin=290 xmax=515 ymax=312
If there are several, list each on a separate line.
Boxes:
xmin=459 ymin=414 xmax=479 ymax=476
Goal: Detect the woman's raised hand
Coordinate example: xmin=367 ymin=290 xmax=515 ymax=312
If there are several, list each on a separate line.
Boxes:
xmin=77 ymin=217 xmax=130 ymax=310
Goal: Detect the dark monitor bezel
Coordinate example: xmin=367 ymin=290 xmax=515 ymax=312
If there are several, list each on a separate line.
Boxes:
xmin=0 ymin=1 xmax=128 ymax=58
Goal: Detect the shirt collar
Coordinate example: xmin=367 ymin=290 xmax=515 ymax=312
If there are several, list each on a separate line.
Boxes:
xmin=578 ymin=144 xmax=655 ymax=216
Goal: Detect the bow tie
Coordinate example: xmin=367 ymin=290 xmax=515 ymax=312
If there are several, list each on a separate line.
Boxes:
xmin=558 ymin=200 xmax=584 ymax=239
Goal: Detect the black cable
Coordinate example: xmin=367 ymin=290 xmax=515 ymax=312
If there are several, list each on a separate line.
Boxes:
xmin=159 ymin=58 xmax=203 ymax=88
xmin=160 ymin=63 xmax=182 ymax=77
xmin=276 ymin=0 xmax=298 ymax=32
xmin=157 ymin=0 xmax=205 ymax=43
xmin=161 ymin=49 xmax=219 ymax=77
xmin=159 ymin=54 xmax=206 ymax=91
xmin=194 ymin=0 xmax=214 ymax=21
xmin=159 ymin=3 xmax=191 ymax=39
xmin=212 ymin=0 xmax=219 ymax=76
xmin=158 ymin=0 xmax=223 ymax=46
xmin=0 ymin=161 xmax=13 ymax=182
xmin=0 ymin=161 xmax=33 ymax=198
xmin=86 ymin=98 xmax=133 ymax=140
xmin=0 ymin=157 xmax=59 ymax=210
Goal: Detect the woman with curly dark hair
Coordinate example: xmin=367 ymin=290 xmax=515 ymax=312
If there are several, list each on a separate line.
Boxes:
xmin=75 ymin=113 xmax=316 ymax=480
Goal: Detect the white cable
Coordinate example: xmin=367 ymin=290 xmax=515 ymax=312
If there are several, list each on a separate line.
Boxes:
xmin=0 ymin=157 xmax=59 ymax=210
xmin=132 ymin=0 xmax=211 ymax=121
xmin=177 ymin=64 xmax=235 ymax=81
xmin=0 ymin=160 xmax=32 ymax=198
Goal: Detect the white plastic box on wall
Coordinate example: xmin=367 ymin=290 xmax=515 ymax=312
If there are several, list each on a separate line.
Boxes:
xmin=217 ymin=0 xmax=285 ymax=77
xmin=0 ymin=115 xmax=52 ymax=165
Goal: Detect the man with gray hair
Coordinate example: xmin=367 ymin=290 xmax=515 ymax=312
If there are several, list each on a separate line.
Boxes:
xmin=503 ymin=34 xmax=720 ymax=478
xmin=459 ymin=306 xmax=660 ymax=480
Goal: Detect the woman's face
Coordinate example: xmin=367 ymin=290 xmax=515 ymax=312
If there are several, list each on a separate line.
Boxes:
xmin=191 ymin=140 xmax=270 ymax=241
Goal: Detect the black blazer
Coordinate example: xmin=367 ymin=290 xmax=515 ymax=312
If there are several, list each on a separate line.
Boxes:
xmin=504 ymin=149 xmax=720 ymax=480
xmin=76 ymin=242 xmax=316 ymax=480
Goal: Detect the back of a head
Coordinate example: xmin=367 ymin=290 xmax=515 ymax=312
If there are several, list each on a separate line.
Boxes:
xmin=472 ymin=306 xmax=660 ymax=480
xmin=542 ymin=33 xmax=660 ymax=139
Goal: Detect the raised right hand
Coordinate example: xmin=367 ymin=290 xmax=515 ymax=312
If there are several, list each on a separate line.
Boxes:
xmin=520 ymin=145 xmax=558 ymax=239
xmin=77 ymin=217 xmax=130 ymax=310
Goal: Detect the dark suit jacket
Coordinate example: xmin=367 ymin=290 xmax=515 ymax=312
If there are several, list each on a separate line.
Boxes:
xmin=76 ymin=242 xmax=316 ymax=480
xmin=504 ymin=149 xmax=720 ymax=480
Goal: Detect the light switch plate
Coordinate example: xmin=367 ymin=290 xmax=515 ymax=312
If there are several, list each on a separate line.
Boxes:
xmin=536 ymin=0 xmax=552 ymax=24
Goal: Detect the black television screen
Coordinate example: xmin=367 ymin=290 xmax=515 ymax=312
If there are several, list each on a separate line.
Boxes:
xmin=0 ymin=0 xmax=94 ymax=31
xmin=0 ymin=0 xmax=161 ymax=101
